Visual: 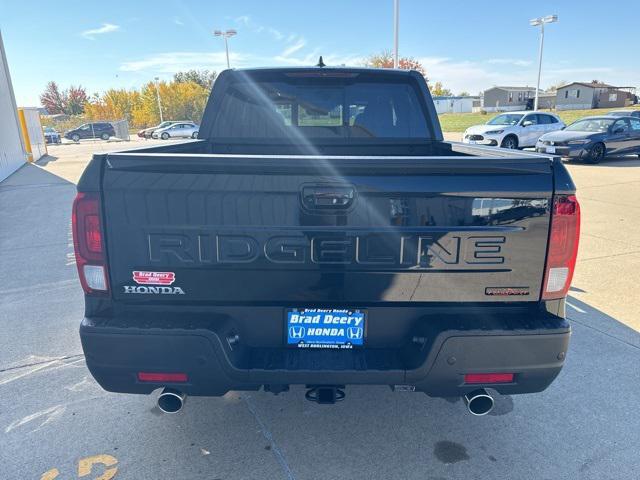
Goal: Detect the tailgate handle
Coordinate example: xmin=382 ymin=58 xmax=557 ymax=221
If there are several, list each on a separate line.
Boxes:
xmin=302 ymin=185 xmax=356 ymax=210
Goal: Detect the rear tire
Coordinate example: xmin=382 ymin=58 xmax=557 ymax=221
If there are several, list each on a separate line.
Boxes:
xmin=585 ymin=142 xmax=605 ymax=164
xmin=161 ymin=132 xmax=169 ymax=140
xmin=501 ymin=135 xmax=518 ymax=149
xmin=191 ymin=132 xmax=198 ymax=139
xmin=101 ymin=133 xmax=110 ymax=141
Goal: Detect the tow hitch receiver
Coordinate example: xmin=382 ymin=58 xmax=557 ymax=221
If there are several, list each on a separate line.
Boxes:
xmin=305 ymin=385 xmax=345 ymax=404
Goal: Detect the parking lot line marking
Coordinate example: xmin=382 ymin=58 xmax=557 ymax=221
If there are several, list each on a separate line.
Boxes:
xmin=566 ymin=301 xmax=586 ymax=314
xmin=0 ymin=279 xmax=78 ymax=297
xmin=0 ymin=357 xmax=85 ymax=386
xmin=40 ymin=455 xmax=118 ymax=480
xmin=5 ymin=405 xmax=66 ymax=433
xmin=77 ymin=454 xmax=118 ymax=479
xmin=40 ymin=468 xmax=59 ymax=480
xmin=0 ymin=361 xmax=59 ymax=387
xmin=242 ymin=395 xmax=296 ymax=480
xmin=569 ymin=318 xmax=640 ymax=352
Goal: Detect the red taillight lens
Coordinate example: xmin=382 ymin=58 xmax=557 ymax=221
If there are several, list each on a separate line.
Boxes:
xmin=84 ymin=214 xmax=102 ymax=253
xmin=542 ymin=195 xmax=580 ymax=300
xmin=72 ymin=192 xmax=109 ymax=294
xmin=137 ymin=372 xmax=188 ymax=383
xmin=464 ymin=373 xmax=514 ymax=384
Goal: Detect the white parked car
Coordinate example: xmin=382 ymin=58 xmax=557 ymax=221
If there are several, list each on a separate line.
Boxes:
xmin=463 ymin=111 xmax=565 ymax=149
xmin=152 ymin=122 xmax=199 ymax=140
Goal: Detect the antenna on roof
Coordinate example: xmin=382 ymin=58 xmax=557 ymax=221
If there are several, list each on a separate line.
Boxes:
xmin=316 ymin=56 xmax=326 ymax=67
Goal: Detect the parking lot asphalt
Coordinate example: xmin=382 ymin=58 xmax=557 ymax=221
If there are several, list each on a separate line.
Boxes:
xmin=1 ymin=141 xmax=640 ymax=479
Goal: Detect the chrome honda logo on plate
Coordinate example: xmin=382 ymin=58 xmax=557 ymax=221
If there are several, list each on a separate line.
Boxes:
xmin=289 ymin=326 xmax=306 ymax=339
xmin=347 ymin=327 xmax=363 ymax=340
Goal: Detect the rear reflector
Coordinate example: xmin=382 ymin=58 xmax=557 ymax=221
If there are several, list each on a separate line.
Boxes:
xmin=542 ymin=195 xmax=580 ymax=300
xmin=464 ymin=373 xmax=514 ymax=384
xmin=137 ymin=372 xmax=188 ymax=383
xmin=83 ymin=265 xmax=108 ymax=291
xmin=72 ymin=192 xmax=109 ymax=294
xmin=545 ymin=267 xmax=569 ymax=293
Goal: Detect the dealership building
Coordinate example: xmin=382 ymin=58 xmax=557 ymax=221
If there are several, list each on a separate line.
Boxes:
xmin=0 ymin=30 xmax=26 ymax=182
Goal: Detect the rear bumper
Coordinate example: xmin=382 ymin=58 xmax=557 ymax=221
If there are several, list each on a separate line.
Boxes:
xmin=80 ymin=308 xmax=570 ymax=398
xmin=536 ymin=145 xmax=587 ymax=159
xmin=462 ymin=136 xmax=500 ymax=146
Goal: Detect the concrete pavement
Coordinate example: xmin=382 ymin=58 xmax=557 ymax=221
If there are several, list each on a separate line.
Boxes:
xmin=1 ymin=145 xmax=640 ymax=479
xmin=37 ymin=137 xmax=172 ymax=184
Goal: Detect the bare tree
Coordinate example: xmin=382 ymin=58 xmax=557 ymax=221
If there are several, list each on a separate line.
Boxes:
xmin=173 ymin=70 xmax=217 ymax=89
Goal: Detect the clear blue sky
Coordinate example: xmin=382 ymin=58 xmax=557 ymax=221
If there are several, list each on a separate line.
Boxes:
xmin=1 ymin=0 xmax=638 ymax=106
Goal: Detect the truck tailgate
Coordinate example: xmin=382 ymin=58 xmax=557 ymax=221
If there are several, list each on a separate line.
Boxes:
xmin=101 ymin=154 xmax=553 ymax=303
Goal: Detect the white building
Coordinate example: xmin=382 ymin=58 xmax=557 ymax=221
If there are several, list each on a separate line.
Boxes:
xmin=0 ymin=30 xmax=26 ymax=182
xmin=433 ymin=96 xmax=476 ymax=114
xmin=18 ymin=107 xmax=47 ymax=162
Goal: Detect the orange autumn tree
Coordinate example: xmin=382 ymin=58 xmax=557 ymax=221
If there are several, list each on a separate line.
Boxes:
xmin=365 ymin=51 xmax=452 ymax=96
xmin=364 ymin=50 xmax=428 ymax=78
xmin=84 ymin=78 xmax=209 ymax=128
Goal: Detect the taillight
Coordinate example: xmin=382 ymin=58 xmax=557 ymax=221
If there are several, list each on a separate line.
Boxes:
xmin=542 ymin=194 xmax=580 ymax=300
xmin=72 ymin=192 xmax=109 ymax=294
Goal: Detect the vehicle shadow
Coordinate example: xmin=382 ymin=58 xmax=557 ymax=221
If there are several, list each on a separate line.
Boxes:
xmin=34 ymin=155 xmax=60 ymax=167
xmin=565 ymin=155 xmax=640 ymax=167
xmin=566 ymin=295 xmax=640 ymax=347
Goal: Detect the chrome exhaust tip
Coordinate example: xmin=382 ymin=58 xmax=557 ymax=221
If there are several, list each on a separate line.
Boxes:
xmin=157 ymin=388 xmax=186 ymax=414
xmin=463 ymin=388 xmax=494 ymax=416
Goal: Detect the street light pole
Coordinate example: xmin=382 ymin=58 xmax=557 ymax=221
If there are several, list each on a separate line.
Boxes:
xmin=214 ymin=29 xmax=237 ymax=69
xmin=154 ymin=77 xmax=163 ymax=123
xmin=534 ymin=22 xmax=545 ymax=111
xmin=393 ymin=0 xmax=399 ymax=68
xmin=530 ymin=15 xmax=558 ymax=111
xmin=223 ymin=36 xmax=230 ymax=69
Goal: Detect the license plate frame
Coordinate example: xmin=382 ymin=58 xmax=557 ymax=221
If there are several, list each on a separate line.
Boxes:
xmin=546 ymin=146 xmax=556 ymax=153
xmin=285 ymin=308 xmax=366 ymax=349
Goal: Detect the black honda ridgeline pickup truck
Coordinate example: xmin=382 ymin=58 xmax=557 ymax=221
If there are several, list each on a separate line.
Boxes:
xmin=73 ymin=67 xmax=580 ymax=415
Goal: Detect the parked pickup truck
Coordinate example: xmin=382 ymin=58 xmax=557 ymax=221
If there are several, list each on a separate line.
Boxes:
xmin=73 ymin=67 xmax=580 ymax=415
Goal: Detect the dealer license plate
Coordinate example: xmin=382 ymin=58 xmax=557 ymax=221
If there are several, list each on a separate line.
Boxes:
xmin=286 ymin=308 xmax=366 ymax=349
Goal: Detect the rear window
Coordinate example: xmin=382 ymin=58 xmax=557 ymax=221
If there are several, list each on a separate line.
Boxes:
xmin=210 ymin=72 xmax=430 ymax=142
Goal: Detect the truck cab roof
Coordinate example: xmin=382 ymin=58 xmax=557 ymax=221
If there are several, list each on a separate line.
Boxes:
xmin=226 ymin=65 xmax=423 ymax=76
